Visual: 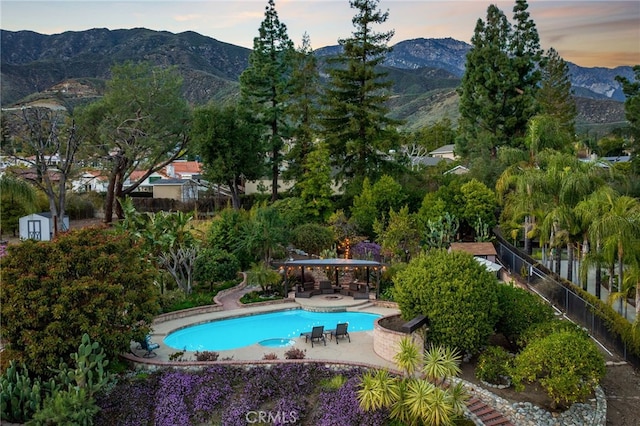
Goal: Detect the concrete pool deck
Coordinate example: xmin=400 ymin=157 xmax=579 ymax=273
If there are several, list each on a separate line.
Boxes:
xmin=137 ymin=292 xmax=401 ymax=369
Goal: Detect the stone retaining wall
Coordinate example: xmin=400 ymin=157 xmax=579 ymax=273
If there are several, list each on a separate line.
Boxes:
xmin=373 ymin=314 xmax=423 ymax=363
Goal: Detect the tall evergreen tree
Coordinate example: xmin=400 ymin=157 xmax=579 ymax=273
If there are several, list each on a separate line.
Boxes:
xmin=457 ymin=0 xmax=542 ymax=162
xmin=240 ymin=0 xmax=295 ymax=202
xmin=537 ymin=47 xmax=577 ymax=136
xmin=320 ymin=0 xmax=401 ymax=193
xmin=285 ymin=32 xmax=320 ymax=185
xmin=457 ymin=5 xmax=514 ymax=160
xmin=510 ymin=0 xmax=543 ymax=134
xmin=615 ymin=65 xmax=640 ymax=171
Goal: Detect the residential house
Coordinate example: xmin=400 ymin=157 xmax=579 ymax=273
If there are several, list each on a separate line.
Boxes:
xmin=71 ymin=170 xmax=109 ymax=193
xmin=429 ymin=144 xmax=457 ymax=161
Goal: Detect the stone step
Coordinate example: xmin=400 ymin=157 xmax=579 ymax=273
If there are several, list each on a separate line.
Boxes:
xmin=485 ymin=418 xmax=514 ymax=426
xmin=480 ymin=411 xmax=505 ymax=422
xmin=472 ymin=406 xmax=495 ymax=417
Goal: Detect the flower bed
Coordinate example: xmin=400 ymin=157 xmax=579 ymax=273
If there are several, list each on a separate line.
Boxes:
xmin=96 ymin=364 xmax=389 ymax=426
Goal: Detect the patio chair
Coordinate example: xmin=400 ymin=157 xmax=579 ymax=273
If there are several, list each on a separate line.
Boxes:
xmin=138 ymin=335 xmax=160 ymax=358
xmin=328 ymin=323 xmax=350 ymax=344
xmin=300 ymin=325 xmax=326 ymax=347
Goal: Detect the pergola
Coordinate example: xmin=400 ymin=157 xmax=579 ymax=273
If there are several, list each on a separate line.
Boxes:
xmin=282 ymin=258 xmax=383 ymax=298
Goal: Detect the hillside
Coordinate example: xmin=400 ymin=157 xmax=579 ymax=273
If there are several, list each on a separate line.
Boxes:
xmin=0 ymin=28 xmax=629 ymax=133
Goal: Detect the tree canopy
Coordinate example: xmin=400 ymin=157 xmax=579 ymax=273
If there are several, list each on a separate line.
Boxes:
xmin=320 ymin=0 xmax=401 ymax=193
xmin=239 ymin=0 xmax=295 ymax=202
xmin=75 ymin=61 xmax=191 ymax=223
xmin=192 ymin=104 xmax=266 ymax=209
xmin=457 ymin=0 xmax=542 ymax=164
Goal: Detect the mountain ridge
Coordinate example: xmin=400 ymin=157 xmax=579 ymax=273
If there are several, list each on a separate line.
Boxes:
xmin=0 ymin=28 xmax=629 ymax=131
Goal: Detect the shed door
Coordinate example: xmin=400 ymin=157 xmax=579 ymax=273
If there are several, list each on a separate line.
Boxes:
xmin=27 ymin=220 xmax=42 ymax=240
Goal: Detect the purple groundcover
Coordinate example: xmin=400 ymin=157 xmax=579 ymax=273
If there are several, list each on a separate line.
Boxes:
xmin=95 ymin=364 xmax=387 ymax=426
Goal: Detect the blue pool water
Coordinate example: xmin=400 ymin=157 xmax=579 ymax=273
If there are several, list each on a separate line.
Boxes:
xmin=164 ymin=310 xmax=381 ymax=351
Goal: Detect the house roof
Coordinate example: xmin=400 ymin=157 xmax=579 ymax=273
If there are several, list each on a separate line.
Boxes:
xmin=284 ymin=258 xmax=382 ymax=268
xmin=449 ymin=242 xmax=497 ymax=257
xmin=414 ymin=156 xmax=452 ymax=166
xmin=169 ymin=161 xmax=202 ymax=174
xmin=444 ymin=165 xmax=469 ymax=175
xmin=474 ymin=257 xmax=503 ymax=272
xmin=429 ymin=144 xmax=455 ymax=155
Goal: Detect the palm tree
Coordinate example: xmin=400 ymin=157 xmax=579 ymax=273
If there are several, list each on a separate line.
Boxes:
xmin=578 ymin=187 xmax=640 ymax=311
xmin=592 ymin=194 xmax=640 ymax=313
xmin=536 ymin=153 xmax=604 ymax=280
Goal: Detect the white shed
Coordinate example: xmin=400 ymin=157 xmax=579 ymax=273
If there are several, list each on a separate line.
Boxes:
xmin=19 ymin=212 xmax=70 ymax=241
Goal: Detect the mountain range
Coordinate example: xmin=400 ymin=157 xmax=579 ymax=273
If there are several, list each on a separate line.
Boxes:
xmin=0 ymin=28 xmax=632 ymax=133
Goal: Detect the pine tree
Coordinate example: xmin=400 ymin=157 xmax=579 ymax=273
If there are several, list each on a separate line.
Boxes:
xmin=320 ymin=0 xmax=401 ymax=192
xmin=615 ymin=65 xmax=640 ymax=171
xmin=284 ymin=32 xmax=320 ymax=185
xmin=457 ymin=0 xmax=542 ymax=162
xmin=457 ymin=5 xmax=514 ymax=160
xmin=537 ymin=47 xmax=577 ymax=136
xmin=240 ymin=0 xmax=295 ymax=201
xmin=510 ymin=0 xmax=543 ymax=136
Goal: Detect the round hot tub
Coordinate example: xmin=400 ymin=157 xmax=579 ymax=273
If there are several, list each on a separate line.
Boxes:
xmin=259 ymin=338 xmax=295 ymax=348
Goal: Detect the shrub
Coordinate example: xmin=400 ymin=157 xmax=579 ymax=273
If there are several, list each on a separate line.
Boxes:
xmin=0 ymin=228 xmax=159 ymax=378
xmin=495 ymin=283 xmax=555 ymax=347
xmin=169 ymin=351 xmax=186 ymax=362
xmin=475 ymin=346 xmax=513 ymax=385
xmin=30 ymin=388 xmax=99 ymax=425
xmin=291 ymin=223 xmax=335 ymax=256
xmin=510 ymin=330 xmax=606 ymax=409
xmin=393 ymin=249 xmax=499 ymax=355
xmin=516 ymin=319 xmax=588 ymax=348
xmin=320 ymin=374 xmax=347 ymax=390
xmin=262 ymin=353 xmax=279 ymax=360
xmin=194 ymin=351 xmax=219 ymax=362
xmin=193 ymin=248 xmax=240 ymax=286
xmin=284 ymin=348 xmax=306 ymax=359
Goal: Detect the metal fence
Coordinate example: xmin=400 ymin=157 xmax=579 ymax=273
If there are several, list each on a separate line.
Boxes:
xmin=493 ymin=233 xmax=639 ymax=369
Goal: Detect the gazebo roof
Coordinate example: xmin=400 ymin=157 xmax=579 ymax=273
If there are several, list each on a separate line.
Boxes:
xmin=284 ymin=258 xmax=381 ymax=268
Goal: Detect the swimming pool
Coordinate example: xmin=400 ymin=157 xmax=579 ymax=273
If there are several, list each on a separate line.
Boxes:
xmin=164 ymin=309 xmax=381 ymax=351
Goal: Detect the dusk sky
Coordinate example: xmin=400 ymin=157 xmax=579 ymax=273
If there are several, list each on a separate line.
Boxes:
xmin=1 ymin=0 xmax=639 ymax=68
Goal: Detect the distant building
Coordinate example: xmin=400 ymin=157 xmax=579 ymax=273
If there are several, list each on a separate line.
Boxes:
xmin=429 ymin=144 xmax=457 ymax=161
xmin=151 ymin=178 xmax=199 ymax=202
xmin=71 ymin=170 xmax=109 ymax=193
xmin=19 ymin=212 xmax=69 ymax=241
xmin=449 ymin=242 xmax=497 ymax=263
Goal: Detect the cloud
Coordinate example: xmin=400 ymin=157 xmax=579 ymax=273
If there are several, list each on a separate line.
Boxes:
xmin=174 ymin=14 xmax=203 ymax=23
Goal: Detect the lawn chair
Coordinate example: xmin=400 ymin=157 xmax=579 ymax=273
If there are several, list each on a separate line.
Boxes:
xmin=300 ymin=325 xmax=326 ymax=347
xmin=328 ymin=323 xmax=350 ymax=344
xmin=138 ymin=335 xmax=160 ymax=358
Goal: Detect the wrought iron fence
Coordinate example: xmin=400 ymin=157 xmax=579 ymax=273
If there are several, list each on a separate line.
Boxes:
xmin=493 ymin=233 xmax=639 ymax=369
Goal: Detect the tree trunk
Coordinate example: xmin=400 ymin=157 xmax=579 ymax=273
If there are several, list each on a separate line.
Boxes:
xmin=554 ymin=246 xmax=562 ymax=276
xmin=595 ymin=263 xmax=602 ymax=299
xmin=103 ymin=166 xmax=119 ymax=224
xmin=523 ymin=216 xmax=531 ymax=255
xmin=228 ymin=178 xmax=241 ymax=210
xmin=566 ymin=242 xmax=574 ymax=283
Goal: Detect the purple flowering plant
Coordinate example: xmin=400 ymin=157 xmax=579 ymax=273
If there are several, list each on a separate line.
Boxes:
xmin=95 ymin=364 xmax=387 ymax=425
